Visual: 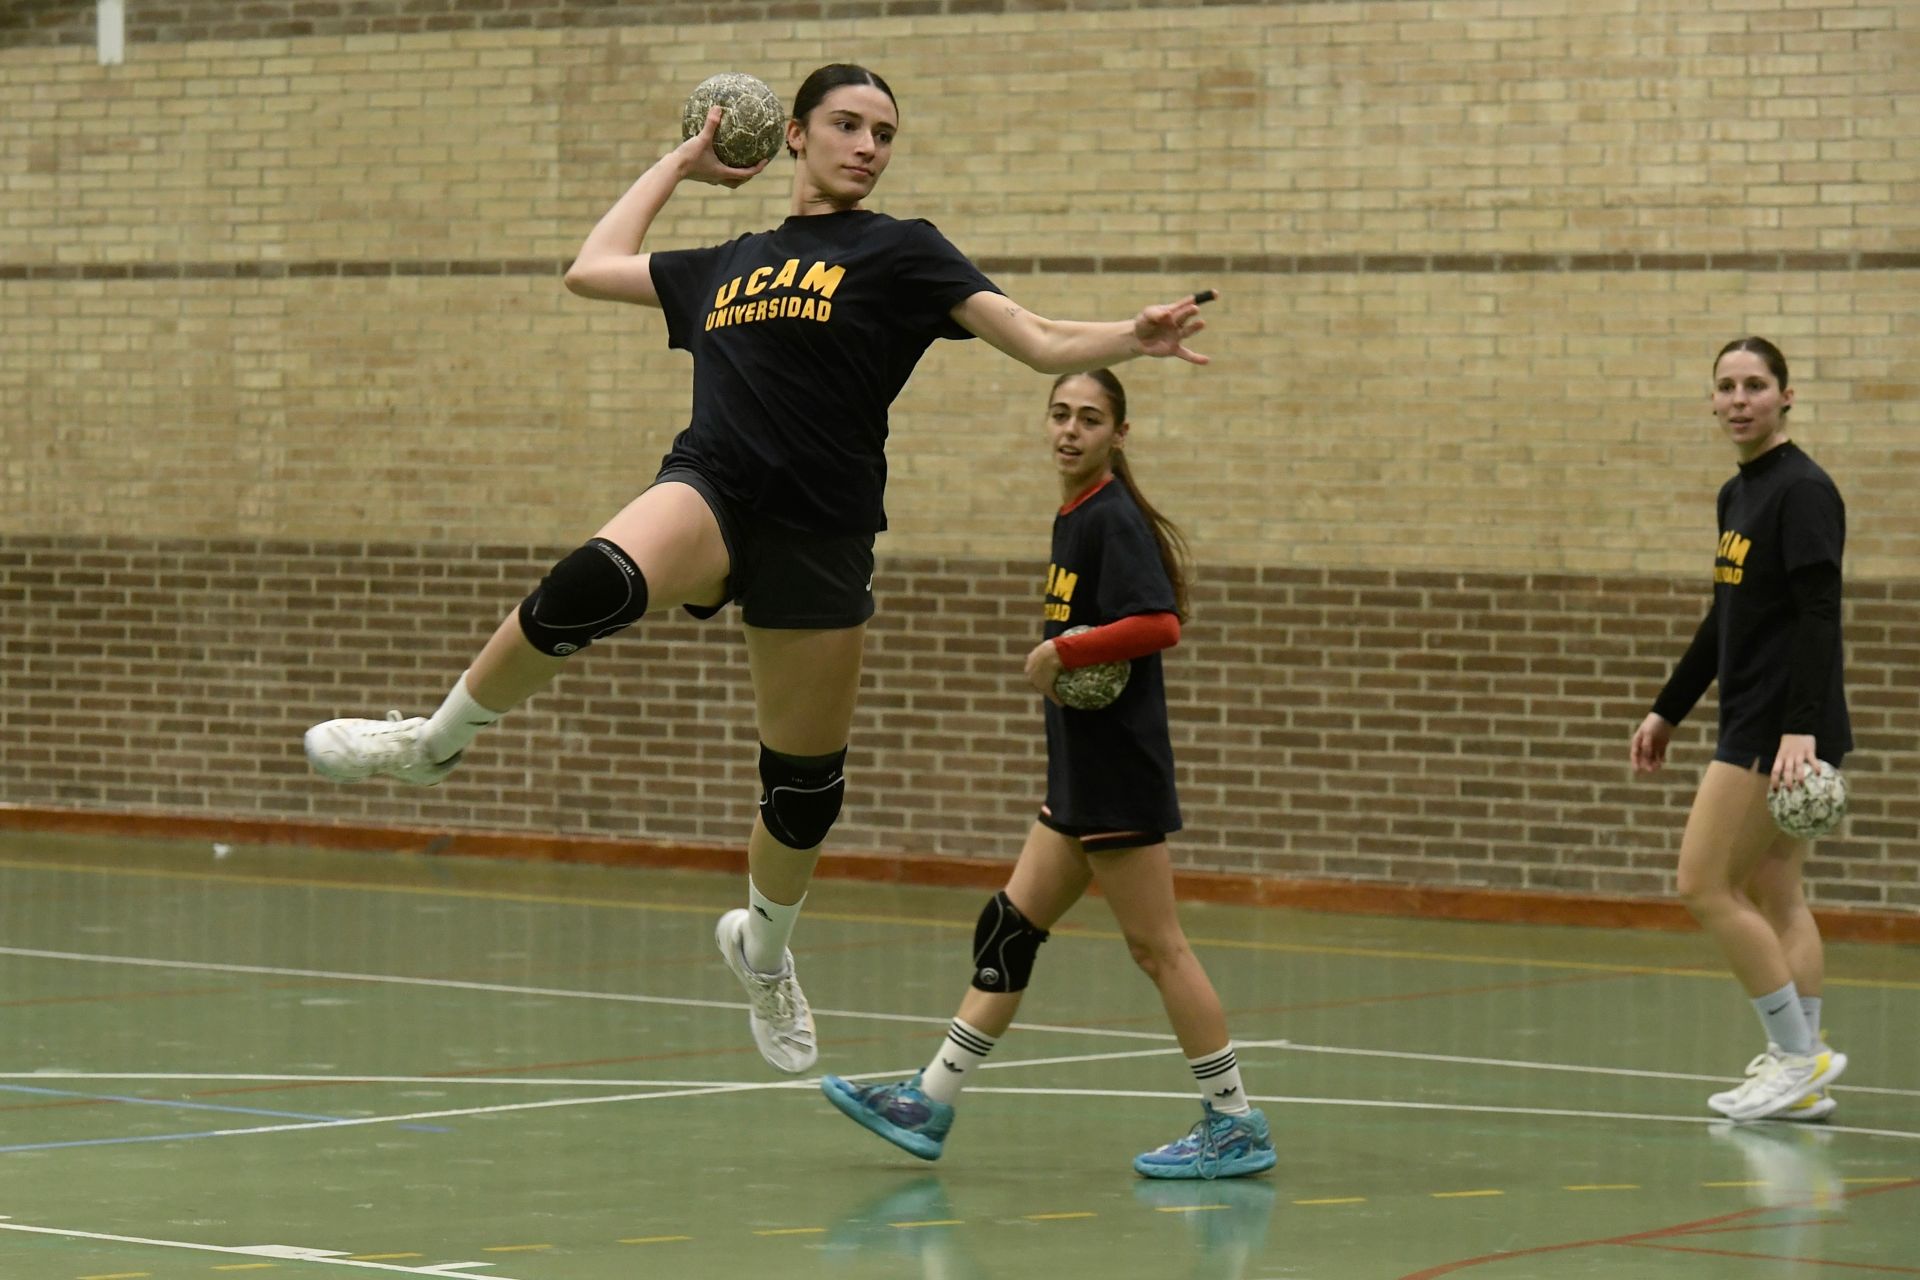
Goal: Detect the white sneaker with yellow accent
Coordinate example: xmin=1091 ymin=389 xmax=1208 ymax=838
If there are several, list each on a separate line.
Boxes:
xmin=1715 ymin=1045 xmax=1846 ymax=1122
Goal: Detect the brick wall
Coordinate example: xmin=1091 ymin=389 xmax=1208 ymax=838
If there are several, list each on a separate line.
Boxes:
xmin=4 ymin=1 xmax=1917 ymax=909
xmin=3 ymin=536 xmax=1915 ymax=909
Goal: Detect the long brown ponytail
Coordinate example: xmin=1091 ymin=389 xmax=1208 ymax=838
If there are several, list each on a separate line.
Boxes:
xmin=1051 ymin=368 xmax=1192 ymax=621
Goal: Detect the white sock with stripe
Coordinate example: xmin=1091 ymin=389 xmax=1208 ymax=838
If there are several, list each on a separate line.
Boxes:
xmin=1190 ymin=1045 xmax=1251 ymax=1115
xmin=920 ymin=1018 xmax=997 ymax=1106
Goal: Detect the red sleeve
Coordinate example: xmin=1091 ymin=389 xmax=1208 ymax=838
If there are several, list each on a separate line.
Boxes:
xmin=1053 ymin=612 xmax=1180 ymax=668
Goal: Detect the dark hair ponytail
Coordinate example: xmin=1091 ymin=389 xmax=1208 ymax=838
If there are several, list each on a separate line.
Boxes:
xmin=1050 ymin=368 xmax=1193 ymax=621
xmin=1715 ymin=336 xmax=1792 ymax=412
xmin=786 ymin=63 xmax=897 ymax=157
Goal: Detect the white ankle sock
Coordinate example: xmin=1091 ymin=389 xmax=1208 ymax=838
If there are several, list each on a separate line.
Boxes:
xmin=1752 ymin=982 xmax=1814 ymax=1055
xmin=1190 ymin=1044 xmax=1251 ymax=1115
xmin=920 ymin=1018 xmax=997 ymax=1106
xmin=419 ymin=672 xmax=502 ymax=764
xmin=1800 ymin=995 xmax=1823 ymax=1042
xmin=742 ymin=879 xmax=804 ymax=973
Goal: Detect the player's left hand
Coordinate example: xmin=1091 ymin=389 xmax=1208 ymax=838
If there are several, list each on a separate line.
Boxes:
xmin=1025 ymin=639 xmax=1066 ymax=705
xmin=1770 ymin=733 xmax=1819 ymax=793
xmin=1133 ymin=293 xmax=1215 ymax=365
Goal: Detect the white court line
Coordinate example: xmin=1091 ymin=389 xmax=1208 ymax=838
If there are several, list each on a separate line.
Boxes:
xmin=0 ymin=1218 xmax=522 ymax=1277
xmin=954 ymin=1086 xmax=1920 ymax=1143
xmin=0 ymin=1073 xmax=800 ymax=1088
xmin=6 ymin=945 xmax=1919 ymax=1098
xmin=1237 ymin=1039 xmax=1920 ymax=1101
xmin=0 ymin=945 xmax=1174 ymax=1040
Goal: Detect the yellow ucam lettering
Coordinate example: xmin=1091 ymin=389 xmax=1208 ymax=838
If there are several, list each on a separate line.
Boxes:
xmin=745 ymin=265 xmax=774 ymax=296
xmin=1717 ymin=530 xmax=1752 ymax=567
xmin=798 ymin=261 xmax=846 ymax=299
xmin=1046 ymin=564 xmax=1079 ymax=603
xmin=770 ymin=258 xmax=799 ymax=290
xmin=713 ymin=277 xmax=742 ymax=309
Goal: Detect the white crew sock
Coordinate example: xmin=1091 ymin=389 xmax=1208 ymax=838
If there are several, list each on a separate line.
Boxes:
xmin=920 ymin=1018 xmax=997 ymax=1106
xmin=419 ymin=672 xmax=503 ymax=764
xmin=742 ymin=878 xmax=804 ymax=973
xmin=1752 ymin=981 xmax=1814 ymax=1055
xmin=1190 ymin=1044 xmax=1251 ymax=1115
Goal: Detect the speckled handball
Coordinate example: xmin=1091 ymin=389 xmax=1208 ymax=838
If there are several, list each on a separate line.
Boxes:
xmin=1053 ymin=626 xmax=1131 ymax=711
xmin=681 ymin=72 xmax=785 ymax=168
xmin=1768 ymin=759 xmax=1849 ymax=840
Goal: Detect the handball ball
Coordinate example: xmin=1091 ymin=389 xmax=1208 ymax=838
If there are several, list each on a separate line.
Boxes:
xmin=1768 ymin=759 xmax=1849 ymax=840
xmin=681 ymin=72 xmax=785 ymax=169
xmin=1053 ymin=626 xmax=1131 ymax=711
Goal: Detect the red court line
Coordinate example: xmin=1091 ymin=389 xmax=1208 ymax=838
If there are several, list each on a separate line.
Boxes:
xmin=1396 ymin=1178 xmax=1920 ymax=1279
xmin=1624 ymin=1241 xmax=1920 ymax=1274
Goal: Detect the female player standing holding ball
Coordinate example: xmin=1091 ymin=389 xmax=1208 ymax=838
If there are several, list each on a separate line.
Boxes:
xmin=822 ymin=369 xmax=1276 ymax=1180
xmin=302 ymin=64 xmax=1216 ymax=1077
xmin=1630 ymin=337 xmax=1852 ymax=1122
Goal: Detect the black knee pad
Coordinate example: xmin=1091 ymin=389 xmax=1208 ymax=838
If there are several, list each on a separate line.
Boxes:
xmin=971 ymin=890 xmax=1049 ymax=993
xmin=517 ymin=537 xmax=649 ymax=657
xmin=757 ymin=744 xmax=847 ymax=850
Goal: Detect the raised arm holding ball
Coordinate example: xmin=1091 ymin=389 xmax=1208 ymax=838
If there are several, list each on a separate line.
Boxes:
xmin=302 ymin=63 xmax=1219 ymax=1077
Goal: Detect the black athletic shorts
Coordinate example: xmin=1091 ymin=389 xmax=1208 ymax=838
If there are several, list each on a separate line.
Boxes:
xmin=653 ymin=466 xmax=876 ymax=630
xmin=1037 ymin=807 xmax=1165 ymax=854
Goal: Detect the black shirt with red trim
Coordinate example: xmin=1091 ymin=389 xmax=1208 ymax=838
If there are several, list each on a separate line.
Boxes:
xmin=648 ymin=210 xmax=1000 ymax=535
xmin=1041 ymin=477 xmax=1181 ymax=833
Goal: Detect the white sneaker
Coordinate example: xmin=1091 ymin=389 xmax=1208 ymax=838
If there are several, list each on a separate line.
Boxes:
xmin=714 ymin=908 xmax=817 ymax=1074
xmin=1710 ymin=1041 xmax=1841 ymax=1121
xmin=1718 ymin=1047 xmax=1846 ymax=1122
xmin=304 ymin=710 xmax=461 ymax=786
xmin=1708 ymin=1046 xmax=1779 ymax=1117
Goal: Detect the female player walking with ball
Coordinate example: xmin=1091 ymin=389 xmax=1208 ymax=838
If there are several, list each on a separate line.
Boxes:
xmin=1631 ymin=337 xmax=1852 ymax=1122
xmin=822 ymin=369 xmax=1276 ymax=1180
xmin=301 ymin=64 xmax=1215 ymax=1077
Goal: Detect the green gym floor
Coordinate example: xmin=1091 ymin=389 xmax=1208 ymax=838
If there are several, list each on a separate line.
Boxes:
xmin=0 ymin=832 xmax=1913 ymax=1280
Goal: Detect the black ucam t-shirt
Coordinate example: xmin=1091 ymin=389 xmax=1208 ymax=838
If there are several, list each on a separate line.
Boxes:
xmin=1712 ymin=441 xmax=1852 ymax=761
xmin=1041 ymin=479 xmax=1182 ymax=834
xmin=648 ymin=210 xmax=1000 ymax=535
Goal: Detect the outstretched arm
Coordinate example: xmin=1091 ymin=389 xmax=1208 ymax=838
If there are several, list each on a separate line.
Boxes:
xmin=951 ymin=290 xmax=1215 ymax=374
xmin=562 ymin=107 xmax=768 ymax=307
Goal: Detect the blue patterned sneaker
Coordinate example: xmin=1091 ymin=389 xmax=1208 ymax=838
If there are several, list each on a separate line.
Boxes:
xmin=1133 ymin=1104 xmax=1277 ymax=1180
xmin=821 ymin=1073 xmax=954 ymax=1161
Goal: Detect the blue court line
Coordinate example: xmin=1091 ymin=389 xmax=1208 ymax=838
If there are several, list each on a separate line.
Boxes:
xmin=0 ymin=1083 xmax=448 ymax=1145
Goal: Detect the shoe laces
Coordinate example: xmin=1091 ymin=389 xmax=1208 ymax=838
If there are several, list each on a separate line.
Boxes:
xmin=348 ymin=711 xmax=427 ymax=765
xmin=743 ymin=960 xmax=801 ymax=1027
xmin=1167 ymin=1106 xmax=1229 ymax=1180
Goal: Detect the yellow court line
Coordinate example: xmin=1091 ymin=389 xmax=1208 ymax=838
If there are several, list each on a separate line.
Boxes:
xmin=212 ymin=1266 xmax=279 ymax=1272
xmin=1566 ymin=1184 xmax=1640 ymax=1191
xmin=1432 ymin=1190 xmax=1504 ymax=1199
xmin=1025 ymin=1212 xmax=1097 ymax=1221
xmin=481 ymin=1244 xmax=552 ymax=1253
xmin=1702 ymin=1180 xmax=1767 ymax=1188
xmin=891 ymin=1219 xmax=964 ymax=1229
xmin=1295 ymin=1197 xmax=1367 ymax=1205
xmin=1841 ymin=1177 xmax=1915 ymax=1185
xmin=753 ymin=1228 xmax=826 ymax=1237
xmin=619 ymin=1236 xmax=693 ymax=1244
xmin=79 ymin=1274 xmax=149 ymax=1279
xmin=1 ymin=855 xmax=1915 ymax=990
xmin=1154 ymin=1204 xmax=1231 ymax=1215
